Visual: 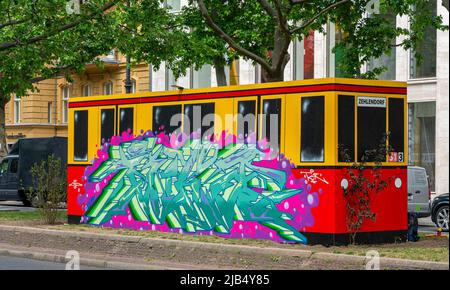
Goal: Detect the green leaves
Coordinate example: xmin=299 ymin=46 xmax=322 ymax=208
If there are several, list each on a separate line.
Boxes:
xmin=0 ymin=0 xmax=120 ymax=99
xmin=1 ymin=0 xmax=447 ymax=98
xmin=333 ymin=0 xmax=448 ymax=78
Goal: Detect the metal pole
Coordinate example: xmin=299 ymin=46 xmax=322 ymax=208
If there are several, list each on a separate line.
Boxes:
xmin=125 ymin=55 xmax=132 ymax=93
xmin=124 ymin=1 xmax=132 ymax=94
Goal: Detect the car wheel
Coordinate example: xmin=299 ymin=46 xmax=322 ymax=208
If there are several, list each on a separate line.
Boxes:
xmin=434 ymin=205 xmax=449 ymax=232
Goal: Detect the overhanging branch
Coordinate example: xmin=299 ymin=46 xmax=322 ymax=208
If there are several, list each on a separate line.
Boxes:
xmin=0 ymin=18 xmax=31 ymax=30
xmin=0 ymin=1 xmax=118 ymax=52
xmin=257 ymin=0 xmax=277 ymax=19
xmin=291 ymin=0 xmax=350 ymax=34
xmin=196 ymin=0 xmax=273 ymax=74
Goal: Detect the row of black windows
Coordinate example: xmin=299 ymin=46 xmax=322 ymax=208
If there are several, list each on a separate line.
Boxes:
xmin=73 ymin=95 xmax=404 ymax=163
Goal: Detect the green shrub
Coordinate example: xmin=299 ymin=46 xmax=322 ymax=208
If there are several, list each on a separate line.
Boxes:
xmin=27 ymin=154 xmax=66 ymax=224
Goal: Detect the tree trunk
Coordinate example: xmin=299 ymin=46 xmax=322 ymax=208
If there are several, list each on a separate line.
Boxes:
xmin=0 ymin=100 xmax=9 ymax=157
xmin=213 ymin=58 xmax=227 ymax=86
xmin=260 ymin=28 xmax=290 ymax=83
xmin=260 ymin=67 xmax=285 ymax=83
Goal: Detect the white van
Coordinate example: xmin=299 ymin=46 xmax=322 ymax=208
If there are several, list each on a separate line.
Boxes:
xmin=407 ymin=166 xmax=431 ymax=218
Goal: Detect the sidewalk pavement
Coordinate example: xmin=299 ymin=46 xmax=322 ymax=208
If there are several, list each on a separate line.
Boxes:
xmin=0 ymin=225 xmax=448 ymax=270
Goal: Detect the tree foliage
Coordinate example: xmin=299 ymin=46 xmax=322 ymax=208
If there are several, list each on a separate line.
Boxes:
xmin=333 ymin=0 xmax=448 ymax=78
xmin=0 ymin=0 xmax=119 ymax=98
xmin=189 ymin=0 xmax=447 ymax=81
xmin=114 ymin=0 xmax=235 ymax=85
xmin=0 ymin=0 xmax=120 ymax=155
xmin=0 ymin=1 xmax=447 ymax=156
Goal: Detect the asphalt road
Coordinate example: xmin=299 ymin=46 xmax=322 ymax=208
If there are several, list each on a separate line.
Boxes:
xmin=0 ymin=255 xmax=106 ymax=270
xmin=0 ymin=201 xmax=447 ymax=270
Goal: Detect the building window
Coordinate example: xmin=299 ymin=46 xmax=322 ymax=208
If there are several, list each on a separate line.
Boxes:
xmin=104 ymin=81 xmax=113 ymax=95
xmin=210 ymin=65 xmax=230 ymax=87
xmin=367 ymin=13 xmax=397 ymax=80
xmin=168 ymin=69 xmax=190 ymax=90
xmin=239 ymin=59 xmax=256 ymax=85
xmin=408 ymin=101 xmax=436 ymax=191
xmin=62 ymin=86 xmax=70 ymax=124
xmin=106 ymin=49 xmax=116 ymax=60
xmin=303 ymin=31 xmax=315 ymax=79
xmin=192 ymin=65 xmax=212 ymax=88
xmin=410 ymin=0 xmax=437 ymax=79
xmin=82 ymin=84 xmax=92 ymax=97
xmin=14 ymin=96 xmax=21 ymax=124
xmin=151 ymin=63 xmax=166 ymax=92
xmin=334 ymin=25 xmax=346 ymax=78
xmin=48 ymin=102 xmax=53 ymax=124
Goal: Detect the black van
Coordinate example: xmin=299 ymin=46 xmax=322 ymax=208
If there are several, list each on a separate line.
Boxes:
xmin=0 ymin=137 xmax=67 ymax=206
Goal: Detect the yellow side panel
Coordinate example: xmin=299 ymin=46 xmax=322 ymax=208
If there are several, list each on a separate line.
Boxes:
xmin=89 ymin=108 xmax=100 ymax=161
xmin=67 ymin=108 xmax=74 ymax=164
xmin=215 ymin=98 xmax=235 ymax=137
xmin=328 ymin=92 xmax=338 ymax=165
xmin=284 ymin=94 xmax=301 ymax=165
xmin=137 ymin=103 xmax=152 ymax=134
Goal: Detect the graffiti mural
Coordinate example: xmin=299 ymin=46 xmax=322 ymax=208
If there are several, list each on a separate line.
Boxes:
xmin=79 ymin=131 xmax=320 ymax=244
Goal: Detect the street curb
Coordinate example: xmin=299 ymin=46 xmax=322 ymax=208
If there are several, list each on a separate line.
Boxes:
xmin=0 ymin=225 xmax=314 ymax=259
xmin=0 ymin=248 xmax=180 ymax=270
xmin=312 ymin=252 xmax=366 ymax=266
xmin=0 ymin=225 xmax=448 ymax=270
xmin=377 ymin=256 xmax=449 ymax=270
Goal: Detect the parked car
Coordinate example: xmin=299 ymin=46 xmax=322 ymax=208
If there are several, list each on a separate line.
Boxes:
xmin=407 ymin=166 xmax=431 ymax=218
xmin=431 ymin=193 xmax=449 ymax=232
xmin=0 ymin=137 xmax=67 ymax=206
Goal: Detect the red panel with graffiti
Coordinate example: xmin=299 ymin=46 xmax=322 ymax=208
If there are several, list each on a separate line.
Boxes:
xmin=67 ymin=166 xmax=86 ymax=216
xmin=292 ymin=167 xmax=407 ymax=235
